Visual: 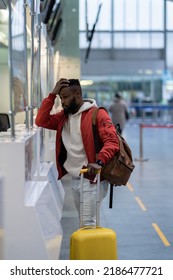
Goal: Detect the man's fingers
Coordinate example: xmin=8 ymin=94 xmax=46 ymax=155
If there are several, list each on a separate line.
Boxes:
xmin=52 ymin=79 xmax=69 ymax=94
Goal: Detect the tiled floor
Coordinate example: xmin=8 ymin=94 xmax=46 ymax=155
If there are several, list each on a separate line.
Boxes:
xmin=59 ymin=120 xmax=173 ymax=260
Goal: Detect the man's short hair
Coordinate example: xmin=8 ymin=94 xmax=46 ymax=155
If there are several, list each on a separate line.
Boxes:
xmin=68 ymin=79 xmax=82 ymax=94
xmin=68 ymin=79 xmax=80 ymax=86
xmin=115 ymin=92 xmax=121 ymax=99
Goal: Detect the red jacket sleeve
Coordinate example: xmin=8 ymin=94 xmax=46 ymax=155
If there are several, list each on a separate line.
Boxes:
xmin=35 ymin=94 xmax=63 ymax=130
xmin=96 ymin=108 xmax=119 ymax=165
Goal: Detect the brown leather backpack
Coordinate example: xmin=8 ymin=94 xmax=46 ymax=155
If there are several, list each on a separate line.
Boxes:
xmin=92 ymin=107 xmax=135 ymax=186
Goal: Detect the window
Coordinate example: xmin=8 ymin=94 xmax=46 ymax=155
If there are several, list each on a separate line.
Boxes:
xmin=167 ymin=1 xmax=173 ymax=30
xmin=151 ymin=0 xmax=163 ymax=30
xmin=79 ymin=0 xmax=170 ymax=49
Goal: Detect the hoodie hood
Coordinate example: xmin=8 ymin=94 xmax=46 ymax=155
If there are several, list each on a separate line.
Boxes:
xmin=73 ymin=98 xmax=97 ymax=116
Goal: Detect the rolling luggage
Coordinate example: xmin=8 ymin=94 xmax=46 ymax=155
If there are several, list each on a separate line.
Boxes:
xmin=70 ymin=169 xmax=118 ymax=260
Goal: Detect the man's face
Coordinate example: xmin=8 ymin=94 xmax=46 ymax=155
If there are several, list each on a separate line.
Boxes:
xmin=59 ymin=87 xmax=79 ymax=114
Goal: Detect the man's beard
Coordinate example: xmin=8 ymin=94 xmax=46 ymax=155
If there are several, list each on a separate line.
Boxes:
xmin=63 ymin=97 xmax=79 ymax=115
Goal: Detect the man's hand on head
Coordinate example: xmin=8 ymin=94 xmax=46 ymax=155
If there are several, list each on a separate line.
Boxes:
xmin=51 ymin=78 xmax=70 ymax=95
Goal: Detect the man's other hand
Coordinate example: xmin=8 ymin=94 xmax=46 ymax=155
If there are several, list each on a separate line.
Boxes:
xmin=87 ymin=163 xmax=102 ymax=174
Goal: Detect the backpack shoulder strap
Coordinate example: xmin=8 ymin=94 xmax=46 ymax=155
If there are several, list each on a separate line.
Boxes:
xmin=92 ymin=107 xmax=99 ymax=126
xmin=92 ymin=107 xmax=108 ymax=154
xmin=92 ymin=106 xmax=107 ymax=126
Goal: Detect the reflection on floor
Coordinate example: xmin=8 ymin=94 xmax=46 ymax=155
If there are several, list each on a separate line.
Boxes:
xmin=59 ymin=122 xmax=173 ymax=260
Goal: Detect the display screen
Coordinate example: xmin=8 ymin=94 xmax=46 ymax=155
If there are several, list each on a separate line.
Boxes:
xmin=0 ymin=113 xmax=10 ymax=132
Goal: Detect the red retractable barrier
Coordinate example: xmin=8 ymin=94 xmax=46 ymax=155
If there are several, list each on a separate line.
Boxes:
xmin=141 ymin=124 xmax=173 ymax=129
xmin=135 ymin=123 xmax=173 ymax=162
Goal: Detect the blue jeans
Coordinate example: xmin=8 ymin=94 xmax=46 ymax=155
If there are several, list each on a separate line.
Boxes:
xmin=71 ymin=177 xmax=108 ymax=227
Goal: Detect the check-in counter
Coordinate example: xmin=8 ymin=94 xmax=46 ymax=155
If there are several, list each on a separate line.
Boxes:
xmin=0 ymin=174 xmax=4 ymax=260
xmin=0 ymin=128 xmax=64 ymax=259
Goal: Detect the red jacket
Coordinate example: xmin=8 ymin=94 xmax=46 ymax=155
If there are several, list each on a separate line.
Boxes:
xmin=35 ymin=94 xmax=119 ymax=179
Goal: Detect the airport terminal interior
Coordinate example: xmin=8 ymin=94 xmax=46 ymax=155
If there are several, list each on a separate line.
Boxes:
xmin=0 ymin=0 xmax=173 ymax=260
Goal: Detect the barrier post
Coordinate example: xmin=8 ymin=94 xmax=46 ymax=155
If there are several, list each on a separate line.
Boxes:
xmin=135 ymin=123 xmax=149 ymax=162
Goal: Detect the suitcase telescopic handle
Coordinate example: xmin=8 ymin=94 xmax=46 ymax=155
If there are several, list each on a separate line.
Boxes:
xmin=79 ymin=168 xmax=101 ymax=228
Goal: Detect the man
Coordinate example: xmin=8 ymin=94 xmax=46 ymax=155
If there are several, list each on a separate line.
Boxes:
xmin=35 ymin=78 xmax=119 ymax=226
xmin=109 ymin=92 xmax=129 ymax=134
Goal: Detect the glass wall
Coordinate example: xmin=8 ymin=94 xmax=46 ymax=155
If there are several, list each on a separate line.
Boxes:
xmin=79 ymin=0 xmax=173 ymax=50
xmin=79 ymin=0 xmax=173 ymax=107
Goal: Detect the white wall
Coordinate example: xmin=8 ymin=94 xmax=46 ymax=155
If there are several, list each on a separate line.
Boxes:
xmin=55 ymin=0 xmax=80 ymax=79
xmin=0 ymin=63 xmax=10 ymax=113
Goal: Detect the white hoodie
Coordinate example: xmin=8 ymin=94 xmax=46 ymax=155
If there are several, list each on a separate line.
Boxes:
xmin=62 ymin=99 xmax=97 ymax=177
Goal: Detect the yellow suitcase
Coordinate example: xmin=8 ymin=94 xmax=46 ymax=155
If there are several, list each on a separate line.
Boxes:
xmin=70 ymin=169 xmax=118 ymax=260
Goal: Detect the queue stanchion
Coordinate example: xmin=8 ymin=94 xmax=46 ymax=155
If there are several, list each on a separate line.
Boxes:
xmin=135 ymin=123 xmax=149 ymax=162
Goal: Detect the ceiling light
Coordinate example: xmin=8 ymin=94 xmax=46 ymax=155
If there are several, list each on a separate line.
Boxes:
xmin=80 ymin=80 xmax=94 ymax=86
xmin=145 ymin=69 xmax=153 ymax=75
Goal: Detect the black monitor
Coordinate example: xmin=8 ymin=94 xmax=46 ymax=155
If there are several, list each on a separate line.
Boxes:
xmin=41 ymin=0 xmax=56 ymax=24
xmin=47 ymin=1 xmax=62 ymax=44
xmin=0 ymin=113 xmax=10 ymax=132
